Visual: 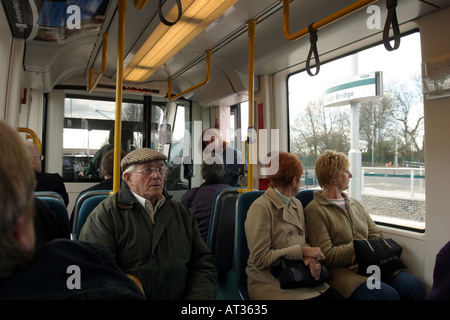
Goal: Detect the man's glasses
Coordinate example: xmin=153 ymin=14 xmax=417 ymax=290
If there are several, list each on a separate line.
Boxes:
xmin=134 ymin=166 xmax=167 ymax=177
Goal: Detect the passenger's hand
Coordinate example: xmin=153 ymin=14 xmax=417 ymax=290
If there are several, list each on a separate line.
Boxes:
xmin=304 ymin=256 xmax=322 ymax=281
xmin=302 ymin=246 xmax=326 ymax=261
xmin=348 ymin=264 xmax=359 ymax=272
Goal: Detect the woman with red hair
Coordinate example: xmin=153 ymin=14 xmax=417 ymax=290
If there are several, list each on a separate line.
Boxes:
xmin=245 ymin=152 xmax=341 ymax=300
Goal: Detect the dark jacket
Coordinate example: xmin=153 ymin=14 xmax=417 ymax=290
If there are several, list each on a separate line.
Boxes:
xmin=79 ymin=180 xmax=218 ymax=300
xmin=35 ymin=171 xmax=69 ymax=207
xmin=181 ymin=182 xmax=231 ymax=241
xmin=427 ymin=241 xmax=450 ymax=300
xmin=0 ymin=239 xmax=145 ymax=300
xmin=34 ymin=198 xmax=70 ymax=251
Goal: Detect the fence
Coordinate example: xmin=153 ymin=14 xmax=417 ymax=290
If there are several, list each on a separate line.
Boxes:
xmin=302 ymin=167 xmax=425 ymax=198
xmin=300 ymin=167 xmax=426 ymax=225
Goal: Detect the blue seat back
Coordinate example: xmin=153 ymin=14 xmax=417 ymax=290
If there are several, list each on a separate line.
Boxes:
xmin=72 ymin=190 xmax=111 ymax=239
xmin=295 ymin=189 xmax=319 ymax=209
xmin=235 ymin=190 xmax=264 ymax=300
xmin=75 ymin=194 xmax=109 ymax=238
xmin=206 ymin=188 xmax=241 ymax=299
xmin=35 ymin=195 xmax=70 ymax=234
xmin=207 ymin=188 xmax=240 ymax=272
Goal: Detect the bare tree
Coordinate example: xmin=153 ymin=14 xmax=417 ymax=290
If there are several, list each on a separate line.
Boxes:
xmin=291 ymin=97 xmax=349 ymax=158
xmin=386 ymin=76 xmax=424 ymax=159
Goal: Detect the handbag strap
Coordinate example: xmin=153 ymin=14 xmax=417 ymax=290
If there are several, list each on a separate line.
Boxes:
xmin=364 ymin=239 xmax=374 ymax=252
xmin=364 ymin=238 xmax=393 ymax=252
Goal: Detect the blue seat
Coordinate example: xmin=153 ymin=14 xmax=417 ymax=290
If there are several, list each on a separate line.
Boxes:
xmin=206 ymin=188 xmax=241 ymax=300
xmin=235 ymin=190 xmax=264 ymax=300
xmin=295 ymin=189 xmax=320 ymax=209
xmin=35 ymin=191 xmax=65 ymax=204
xmin=75 ymin=195 xmax=109 ymax=239
xmin=71 ymin=190 xmax=111 ymax=239
xmin=35 ymin=193 xmax=70 ymax=235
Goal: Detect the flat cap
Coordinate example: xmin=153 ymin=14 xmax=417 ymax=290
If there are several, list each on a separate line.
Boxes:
xmin=121 ymin=148 xmax=167 ymax=171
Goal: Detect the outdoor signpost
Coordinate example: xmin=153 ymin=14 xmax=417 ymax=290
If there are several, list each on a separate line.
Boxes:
xmin=324 ymin=70 xmax=383 ymax=200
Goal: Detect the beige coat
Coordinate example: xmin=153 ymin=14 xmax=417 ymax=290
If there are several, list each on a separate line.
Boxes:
xmin=245 ymin=187 xmax=329 ymax=300
xmin=304 ymin=191 xmax=382 ymax=298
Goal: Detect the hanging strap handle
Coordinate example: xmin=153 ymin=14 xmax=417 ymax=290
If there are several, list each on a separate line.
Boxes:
xmin=306 ymin=24 xmax=320 ymax=76
xmin=158 ymin=0 xmax=182 ymax=26
xmin=383 ymin=0 xmax=400 ymax=51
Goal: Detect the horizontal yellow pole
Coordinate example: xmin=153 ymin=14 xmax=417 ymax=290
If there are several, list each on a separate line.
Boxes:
xmin=281 ymin=0 xmax=378 ymax=41
xmin=168 ymin=50 xmax=211 ymax=101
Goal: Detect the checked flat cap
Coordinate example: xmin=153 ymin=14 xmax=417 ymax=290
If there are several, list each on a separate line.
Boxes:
xmin=121 ymin=148 xmax=167 ymax=171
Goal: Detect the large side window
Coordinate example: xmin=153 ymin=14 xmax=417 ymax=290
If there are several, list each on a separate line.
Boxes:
xmin=63 ymin=96 xmax=144 ymax=182
xmin=288 ymin=31 xmax=424 ymax=231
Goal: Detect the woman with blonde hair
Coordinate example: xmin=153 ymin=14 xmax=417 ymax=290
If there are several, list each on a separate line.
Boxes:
xmin=305 ymin=150 xmax=425 ymax=300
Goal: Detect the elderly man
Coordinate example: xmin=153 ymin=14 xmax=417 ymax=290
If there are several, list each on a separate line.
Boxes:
xmin=79 ymin=148 xmax=218 ymax=300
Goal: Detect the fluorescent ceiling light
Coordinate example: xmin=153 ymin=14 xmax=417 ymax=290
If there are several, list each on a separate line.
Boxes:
xmin=124 ymin=0 xmax=238 ymax=82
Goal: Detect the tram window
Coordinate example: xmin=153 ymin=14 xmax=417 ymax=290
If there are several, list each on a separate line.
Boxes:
xmin=166 ymin=104 xmax=189 ymax=191
xmin=230 ymin=101 xmax=249 ymax=151
xmin=63 ymin=97 xmax=144 ymax=182
xmin=288 ymin=31 xmax=425 ymax=231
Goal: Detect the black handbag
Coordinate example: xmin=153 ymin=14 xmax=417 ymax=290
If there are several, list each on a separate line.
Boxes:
xmin=353 ymin=238 xmax=406 ymax=277
xmin=271 ymin=259 xmax=331 ymax=289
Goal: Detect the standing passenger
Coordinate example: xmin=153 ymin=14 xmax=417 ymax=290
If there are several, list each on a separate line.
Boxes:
xmin=0 ymin=120 xmax=145 ymax=300
xmin=305 ymin=150 xmax=425 ymax=300
xmin=79 ymin=148 xmax=218 ymax=299
xmin=202 ymin=128 xmax=246 ymax=187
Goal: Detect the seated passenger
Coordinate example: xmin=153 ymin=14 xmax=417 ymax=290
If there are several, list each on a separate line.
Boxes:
xmin=79 ymin=148 xmax=218 ymax=299
xmin=427 ymin=240 xmax=450 ymax=300
xmin=34 ymin=197 xmax=70 ymax=251
xmin=304 ymin=150 xmax=425 ymax=300
xmin=0 ymin=120 xmax=145 ymax=300
xmin=79 ymin=128 xmax=133 ymax=179
xmin=25 ymin=141 xmax=69 ymax=207
xmin=181 ymin=157 xmax=231 ymax=241
xmin=202 ymin=128 xmax=247 ymax=187
xmin=245 ymin=151 xmax=341 ymax=300
xmin=70 ymin=148 xmax=126 ymax=228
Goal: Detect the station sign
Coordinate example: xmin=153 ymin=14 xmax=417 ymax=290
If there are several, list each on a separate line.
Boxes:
xmin=323 ymin=71 xmax=383 ymax=107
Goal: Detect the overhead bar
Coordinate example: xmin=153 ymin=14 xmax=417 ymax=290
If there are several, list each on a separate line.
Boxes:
xmin=168 ymin=50 xmax=212 ymax=101
xmin=281 ymin=0 xmax=378 ymax=41
xmin=88 ymin=33 xmax=108 ymax=94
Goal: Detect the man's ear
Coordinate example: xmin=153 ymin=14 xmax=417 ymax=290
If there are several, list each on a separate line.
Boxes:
xmin=13 ymin=215 xmax=34 ymax=250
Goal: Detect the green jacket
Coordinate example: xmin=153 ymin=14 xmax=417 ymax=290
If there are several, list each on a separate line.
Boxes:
xmin=79 ymin=180 xmax=218 ymax=300
xmin=304 ymin=191 xmax=382 ymax=298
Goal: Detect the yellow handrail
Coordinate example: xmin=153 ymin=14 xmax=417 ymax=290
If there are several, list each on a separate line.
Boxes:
xmin=281 ymin=0 xmax=378 ymax=41
xmin=168 ymin=50 xmax=212 ymax=101
xmin=247 ymin=19 xmax=256 ymax=191
xmin=133 ymin=0 xmax=148 ymax=10
xmin=113 ymin=0 xmax=127 ymax=194
xmin=88 ymin=33 xmax=108 ymax=94
xmin=18 ymin=127 xmax=42 ymax=153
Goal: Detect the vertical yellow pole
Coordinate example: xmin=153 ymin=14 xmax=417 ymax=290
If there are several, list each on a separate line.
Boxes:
xmin=247 ymin=19 xmax=256 ymax=191
xmin=113 ymin=0 xmax=126 ymax=193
